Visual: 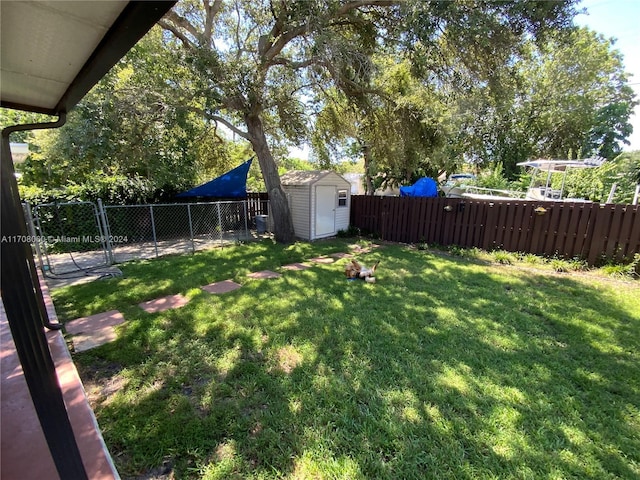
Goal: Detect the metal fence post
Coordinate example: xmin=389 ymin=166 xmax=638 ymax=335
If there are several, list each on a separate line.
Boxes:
xmin=243 ymin=200 xmax=249 ymax=239
xmin=32 ymin=204 xmax=53 ymax=274
xmin=24 ymin=201 xmax=46 ymax=272
xmin=217 ymin=202 xmax=223 ymax=247
xmin=187 ymin=203 xmax=195 ymax=253
xmin=150 ymin=204 xmax=158 ymax=258
xmin=97 ymin=198 xmax=113 ymax=265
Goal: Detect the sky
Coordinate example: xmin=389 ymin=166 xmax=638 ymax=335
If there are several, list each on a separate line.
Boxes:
xmin=574 ymin=0 xmax=640 ymax=152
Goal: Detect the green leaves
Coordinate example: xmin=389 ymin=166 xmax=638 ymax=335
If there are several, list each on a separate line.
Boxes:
xmin=456 ymin=26 xmax=637 ymax=178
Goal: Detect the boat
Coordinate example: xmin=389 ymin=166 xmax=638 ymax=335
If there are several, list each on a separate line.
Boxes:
xmin=451 ymin=158 xmax=605 ymax=202
xmin=440 ymin=173 xmax=476 ymax=198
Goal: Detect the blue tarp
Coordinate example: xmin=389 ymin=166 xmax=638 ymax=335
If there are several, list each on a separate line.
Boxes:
xmin=399 ymin=177 xmax=438 ymax=198
xmin=177 ymin=158 xmax=253 ymax=199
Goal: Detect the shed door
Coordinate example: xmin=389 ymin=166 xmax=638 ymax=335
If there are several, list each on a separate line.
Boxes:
xmin=315 ymin=185 xmax=336 ymax=237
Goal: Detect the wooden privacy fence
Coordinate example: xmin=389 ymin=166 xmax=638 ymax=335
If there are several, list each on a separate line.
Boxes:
xmin=350 ymin=196 xmax=640 ymax=265
xmin=247 ymin=192 xmax=269 ymax=216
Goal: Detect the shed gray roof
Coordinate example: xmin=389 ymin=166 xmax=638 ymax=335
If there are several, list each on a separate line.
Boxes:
xmin=280 ymin=170 xmax=347 ymax=186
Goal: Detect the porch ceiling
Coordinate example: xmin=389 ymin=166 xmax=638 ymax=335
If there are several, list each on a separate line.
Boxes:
xmin=0 ymin=0 xmax=176 ymax=116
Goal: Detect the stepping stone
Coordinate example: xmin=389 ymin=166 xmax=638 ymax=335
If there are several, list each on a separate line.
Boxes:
xmin=66 ymin=310 xmax=125 ymax=335
xmin=330 ymin=252 xmax=353 ymax=259
xmin=72 ymin=326 xmax=119 ymax=353
xmin=247 ymin=270 xmax=281 ymax=279
xmin=201 ymin=279 xmax=242 ymax=294
xmin=282 ymin=263 xmax=310 ymax=271
xmin=348 ymin=244 xmax=381 ymax=254
xmin=309 ymin=257 xmax=335 ymax=264
xmin=138 ymin=294 xmax=189 ymax=313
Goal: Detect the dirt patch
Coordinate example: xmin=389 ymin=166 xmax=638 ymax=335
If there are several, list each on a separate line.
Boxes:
xmin=272 ymin=345 xmax=304 ymax=374
xmin=123 ymin=458 xmax=174 ymax=480
xmin=77 ymin=361 xmax=127 ymax=407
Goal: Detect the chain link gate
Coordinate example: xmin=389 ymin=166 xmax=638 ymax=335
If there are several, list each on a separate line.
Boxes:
xmin=26 ymin=201 xmax=111 ymax=276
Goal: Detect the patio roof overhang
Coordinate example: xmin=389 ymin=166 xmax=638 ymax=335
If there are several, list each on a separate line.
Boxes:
xmin=1 ymin=0 xmax=175 ymax=115
xmin=0 ymin=2 xmax=176 ymax=478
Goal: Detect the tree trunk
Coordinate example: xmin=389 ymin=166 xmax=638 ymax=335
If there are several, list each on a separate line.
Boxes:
xmin=245 ymin=113 xmax=296 ymax=243
xmin=363 ymin=143 xmax=375 ymax=195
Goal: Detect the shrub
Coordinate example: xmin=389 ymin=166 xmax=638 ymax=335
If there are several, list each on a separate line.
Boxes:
xmin=600 ymin=254 xmax=640 ymax=278
xmin=550 ymin=258 xmax=571 ymax=273
xmin=19 ymin=174 xmax=185 ymax=206
xmin=492 ymin=250 xmax=517 ymax=265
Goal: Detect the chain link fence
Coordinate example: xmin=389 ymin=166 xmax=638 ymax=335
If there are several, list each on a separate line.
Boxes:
xmin=23 ymin=198 xmax=270 ymax=275
xmin=103 ymin=200 xmax=261 ymax=263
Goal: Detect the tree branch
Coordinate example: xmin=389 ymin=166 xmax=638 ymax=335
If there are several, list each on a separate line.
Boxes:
xmin=164 ymin=10 xmax=201 ymax=42
xmin=211 ymin=115 xmax=251 ymax=140
xmin=158 ymin=19 xmax=196 ymax=50
xmin=268 ymin=56 xmax=321 ymax=69
xmin=203 ymin=0 xmax=223 ymax=43
xmin=261 ymin=1 xmax=400 ymax=67
xmin=263 ymin=24 xmax=309 ymax=64
xmin=336 ymin=0 xmax=400 ymax=16
xmin=181 ymin=103 xmax=251 ymax=140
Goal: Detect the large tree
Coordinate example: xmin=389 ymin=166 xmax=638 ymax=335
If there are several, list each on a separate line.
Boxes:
xmin=311 ymin=59 xmax=452 ymax=193
xmin=158 ymin=0 xmax=406 ymax=241
xmin=463 ymin=27 xmax=637 ymax=178
xmin=18 ymin=28 xmax=221 ymax=194
xmin=157 ymin=0 xmax=578 ymax=240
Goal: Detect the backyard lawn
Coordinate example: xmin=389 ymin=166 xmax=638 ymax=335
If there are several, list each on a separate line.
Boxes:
xmin=52 ymin=239 xmax=640 ymax=480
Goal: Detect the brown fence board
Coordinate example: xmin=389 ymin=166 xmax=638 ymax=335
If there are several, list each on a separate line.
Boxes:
xmin=426 ymin=199 xmax=440 ymax=244
xmin=349 ymin=196 xmax=638 ymax=265
xmin=503 ymin=203 xmax=520 ymax=251
xmin=441 ymin=200 xmax=454 ymax=245
xmin=514 ymin=202 xmax=533 ymax=252
xmin=408 ymin=198 xmax=421 ymax=242
xmin=605 ymin=204 xmax=624 ymax=260
xmin=556 ymin=203 xmax=576 ymax=257
xmin=541 ymin=204 xmax=560 ymax=256
xmin=471 ymin=201 xmax=486 ymax=248
xmin=492 ymin=203 xmax=506 ymax=249
xmin=564 ymin=203 xmax=582 ymax=258
xmin=577 ymin=204 xmax=594 ymax=256
xmin=457 ymin=201 xmax=472 ymax=247
xmin=626 ymin=206 xmax=640 ymax=261
xmin=482 ymin=203 xmax=498 ymax=250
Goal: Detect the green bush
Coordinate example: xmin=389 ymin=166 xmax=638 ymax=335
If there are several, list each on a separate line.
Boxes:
xmin=491 ymin=249 xmax=517 ymax=265
xmin=19 ymin=174 xmax=184 ymax=206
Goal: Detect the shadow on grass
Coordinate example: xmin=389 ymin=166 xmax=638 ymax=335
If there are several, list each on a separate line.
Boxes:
xmin=71 ymin=242 xmax=639 ymax=479
xmin=52 ymin=239 xmax=348 ymax=320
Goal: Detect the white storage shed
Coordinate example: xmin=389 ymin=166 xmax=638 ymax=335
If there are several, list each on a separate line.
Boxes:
xmin=280 ymin=170 xmax=351 ymax=240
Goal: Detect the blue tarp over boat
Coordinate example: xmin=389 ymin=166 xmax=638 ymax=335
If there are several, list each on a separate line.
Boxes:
xmin=399 ymin=177 xmax=438 ymax=198
xmin=177 ymin=158 xmax=252 ymax=199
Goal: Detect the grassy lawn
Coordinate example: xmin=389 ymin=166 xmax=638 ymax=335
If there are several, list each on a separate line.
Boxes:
xmin=52 ymin=239 xmax=640 ymax=479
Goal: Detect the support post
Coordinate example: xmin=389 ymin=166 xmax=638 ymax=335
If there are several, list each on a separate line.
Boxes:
xmin=187 ymin=203 xmax=195 ymax=253
xmin=2 ymin=117 xmax=89 ymax=480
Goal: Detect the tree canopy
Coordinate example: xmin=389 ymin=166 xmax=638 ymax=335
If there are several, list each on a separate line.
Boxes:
xmin=6 ymin=0 xmax=639 ymax=230
xmin=156 ymin=0 xmax=580 ymax=223
xmin=458 ymin=27 xmax=637 ymax=178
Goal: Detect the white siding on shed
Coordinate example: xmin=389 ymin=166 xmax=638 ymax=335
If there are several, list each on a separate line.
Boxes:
xmin=286 ymin=185 xmax=311 ymax=240
xmin=281 ymin=170 xmax=351 ymax=240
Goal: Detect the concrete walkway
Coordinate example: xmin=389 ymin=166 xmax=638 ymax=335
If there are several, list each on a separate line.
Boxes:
xmin=1 ymin=277 xmax=119 ymax=480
